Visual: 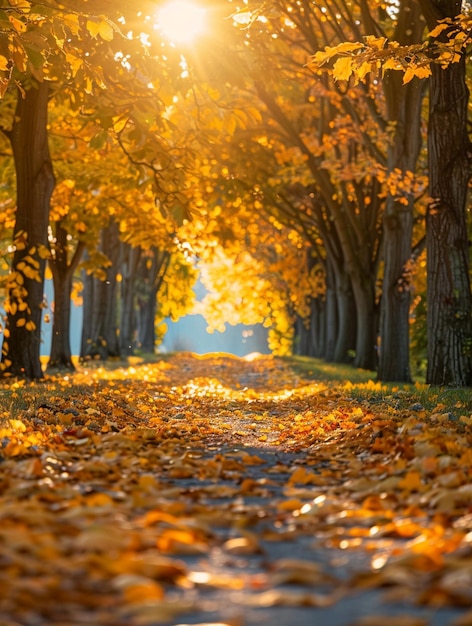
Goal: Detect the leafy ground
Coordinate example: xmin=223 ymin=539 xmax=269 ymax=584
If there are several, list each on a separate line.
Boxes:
xmin=1 ymin=353 xmax=472 ymax=626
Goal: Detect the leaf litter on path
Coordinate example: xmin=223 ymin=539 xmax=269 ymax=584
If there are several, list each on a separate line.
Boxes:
xmin=0 ymin=353 xmax=471 ymax=625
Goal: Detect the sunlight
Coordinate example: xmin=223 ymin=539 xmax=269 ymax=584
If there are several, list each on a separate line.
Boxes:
xmin=155 ymin=1 xmax=207 ymax=44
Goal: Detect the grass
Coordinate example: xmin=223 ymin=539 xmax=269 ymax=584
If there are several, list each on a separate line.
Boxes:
xmin=282 ymin=354 xmax=472 ymax=420
xmin=1 ymin=352 xmax=470 ymax=424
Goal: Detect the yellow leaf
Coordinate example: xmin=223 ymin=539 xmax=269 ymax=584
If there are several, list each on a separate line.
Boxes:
xmin=8 ymin=15 xmax=27 ymax=32
xmin=403 ymin=67 xmax=416 ymax=84
xmin=383 ymin=58 xmax=400 ymax=71
xmin=333 ymin=56 xmax=353 ymax=82
xmin=113 ymin=115 xmax=129 ymax=133
xmin=357 ymin=61 xmax=373 ymax=81
xmin=8 ymin=419 xmax=26 ymax=432
xmin=398 ymin=470 xmax=423 ymax=492
xmin=414 ymin=66 xmax=432 ymax=79
xmin=98 ymin=19 xmax=114 ymax=41
xmin=86 ymin=18 xmax=113 ymax=41
xmin=336 ymin=41 xmax=364 ymax=54
xmin=364 ymin=35 xmax=388 ymax=49
xmin=64 ymin=13 xmax=80 ymax=36
xmin=0 ymin=55 xmax=9 ymax=71
xmin=65 ymin=52 xmax=83 ymax=77
xmin=428 ymin=22 xmax=450 ymax=39
xmin=86 ymin=19 xmax=101 ymax=38
xmin=38 ymin=244 xmax=51 ymax=259
xmin=16 ymin=318 xmax=26 ymax=327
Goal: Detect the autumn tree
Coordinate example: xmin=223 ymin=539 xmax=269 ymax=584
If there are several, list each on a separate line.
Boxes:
xmin=0 ymin=3 xmax=125 ymax=377
xmin=1 ymin=80 xmax=53 ymax=379
xmin=419 ymin=7 xmax=472 ymax=386
xmin=378 ymin=2 xmax=427 ymax=383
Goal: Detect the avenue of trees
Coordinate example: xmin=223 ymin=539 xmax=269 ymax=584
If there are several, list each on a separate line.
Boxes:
xmin=0 ymin=0 xmax=470 ymax=386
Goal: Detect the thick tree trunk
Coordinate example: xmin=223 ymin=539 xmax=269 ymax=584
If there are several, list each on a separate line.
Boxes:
xmin=378 ymin=2 xmax=425 ymax=382
xmin=48 ymin=223 xmax=85 ymax=370
xmin=416 ymin=0 xmax=472 ymax=385
xmin=426 ymin=57 xmax=472 ymax=385
xmin=1 ymin=82 xmax=54 ymax=379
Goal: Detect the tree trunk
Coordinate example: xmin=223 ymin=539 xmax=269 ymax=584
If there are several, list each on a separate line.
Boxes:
xmin=333 ymin=270 xmax=356 ymax=363
xmin=48 ymin=222 xmax=85 ymax=370
xmin=80 ymin=257 xmax=95 ymax=358
xmin=137 ymin=248 xmax=170 ymax=353
xmin=1 ymin=82 xmax=55 ymax=379
xmin=378 ymin=2 xmax=425 ymax=382
xmin=137 ymin=292 xmax=157 ymax=353
xmin=351 ymin=276 xmax=378 ymax=371
xmin=119 ymin=242 xmax=141 ymax=356
xmin=426 ymin=56 xmax=472 ymax=385
xmin=416 ymin=0 xmax=472 ymax=386
xmin=310 ymin=297 xmax=326 ymax=358
xmin=81 ymin=223 xmax=121 ymax=360
xmin=323 ymin=259 xmax=338 ymax=362
xmin=293 ymin=315 xmax=312 ymax=356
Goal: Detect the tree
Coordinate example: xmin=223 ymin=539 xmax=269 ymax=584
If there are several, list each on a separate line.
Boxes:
xmin=0 ymin=4 xmax=120 ymax=377
xmin=2 ymin=81 xmax=54 ymax=378
xmin=419 ymin=6 xmax=472 ymax=386
xmin=0 ymin=1 xmax=186 ymax=377
xmin=378 ymin=2 xmax=427 ymax=383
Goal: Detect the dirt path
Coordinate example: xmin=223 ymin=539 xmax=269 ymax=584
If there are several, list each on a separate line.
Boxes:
xmin=0 ymin=354 xmax=470 ymax=625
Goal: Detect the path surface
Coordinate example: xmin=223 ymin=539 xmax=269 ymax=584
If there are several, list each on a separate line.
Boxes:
xmin=0 ymin=353 xmax=470 ymax=625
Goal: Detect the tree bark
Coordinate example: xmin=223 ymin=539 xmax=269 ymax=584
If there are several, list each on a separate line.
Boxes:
xmin=1 ymin=82 xmax=55 ymax=379
xmin=350 ymin=277 xmax=378 ymax=371
xmin=419 ymin=0 xmax=472 ymax=386
xmin=426 ymin=57 xmax=472 ymax=385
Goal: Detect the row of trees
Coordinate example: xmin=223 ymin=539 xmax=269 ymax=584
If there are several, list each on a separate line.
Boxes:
xmin=186 ymin=0 xmax=471 ymax=385
xmin=0 ymin=0 xmax=470 ymax=385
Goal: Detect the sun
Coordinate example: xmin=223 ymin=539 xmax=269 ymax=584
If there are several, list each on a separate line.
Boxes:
xmin=156 ymin=1 xmax=207 ymax=45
